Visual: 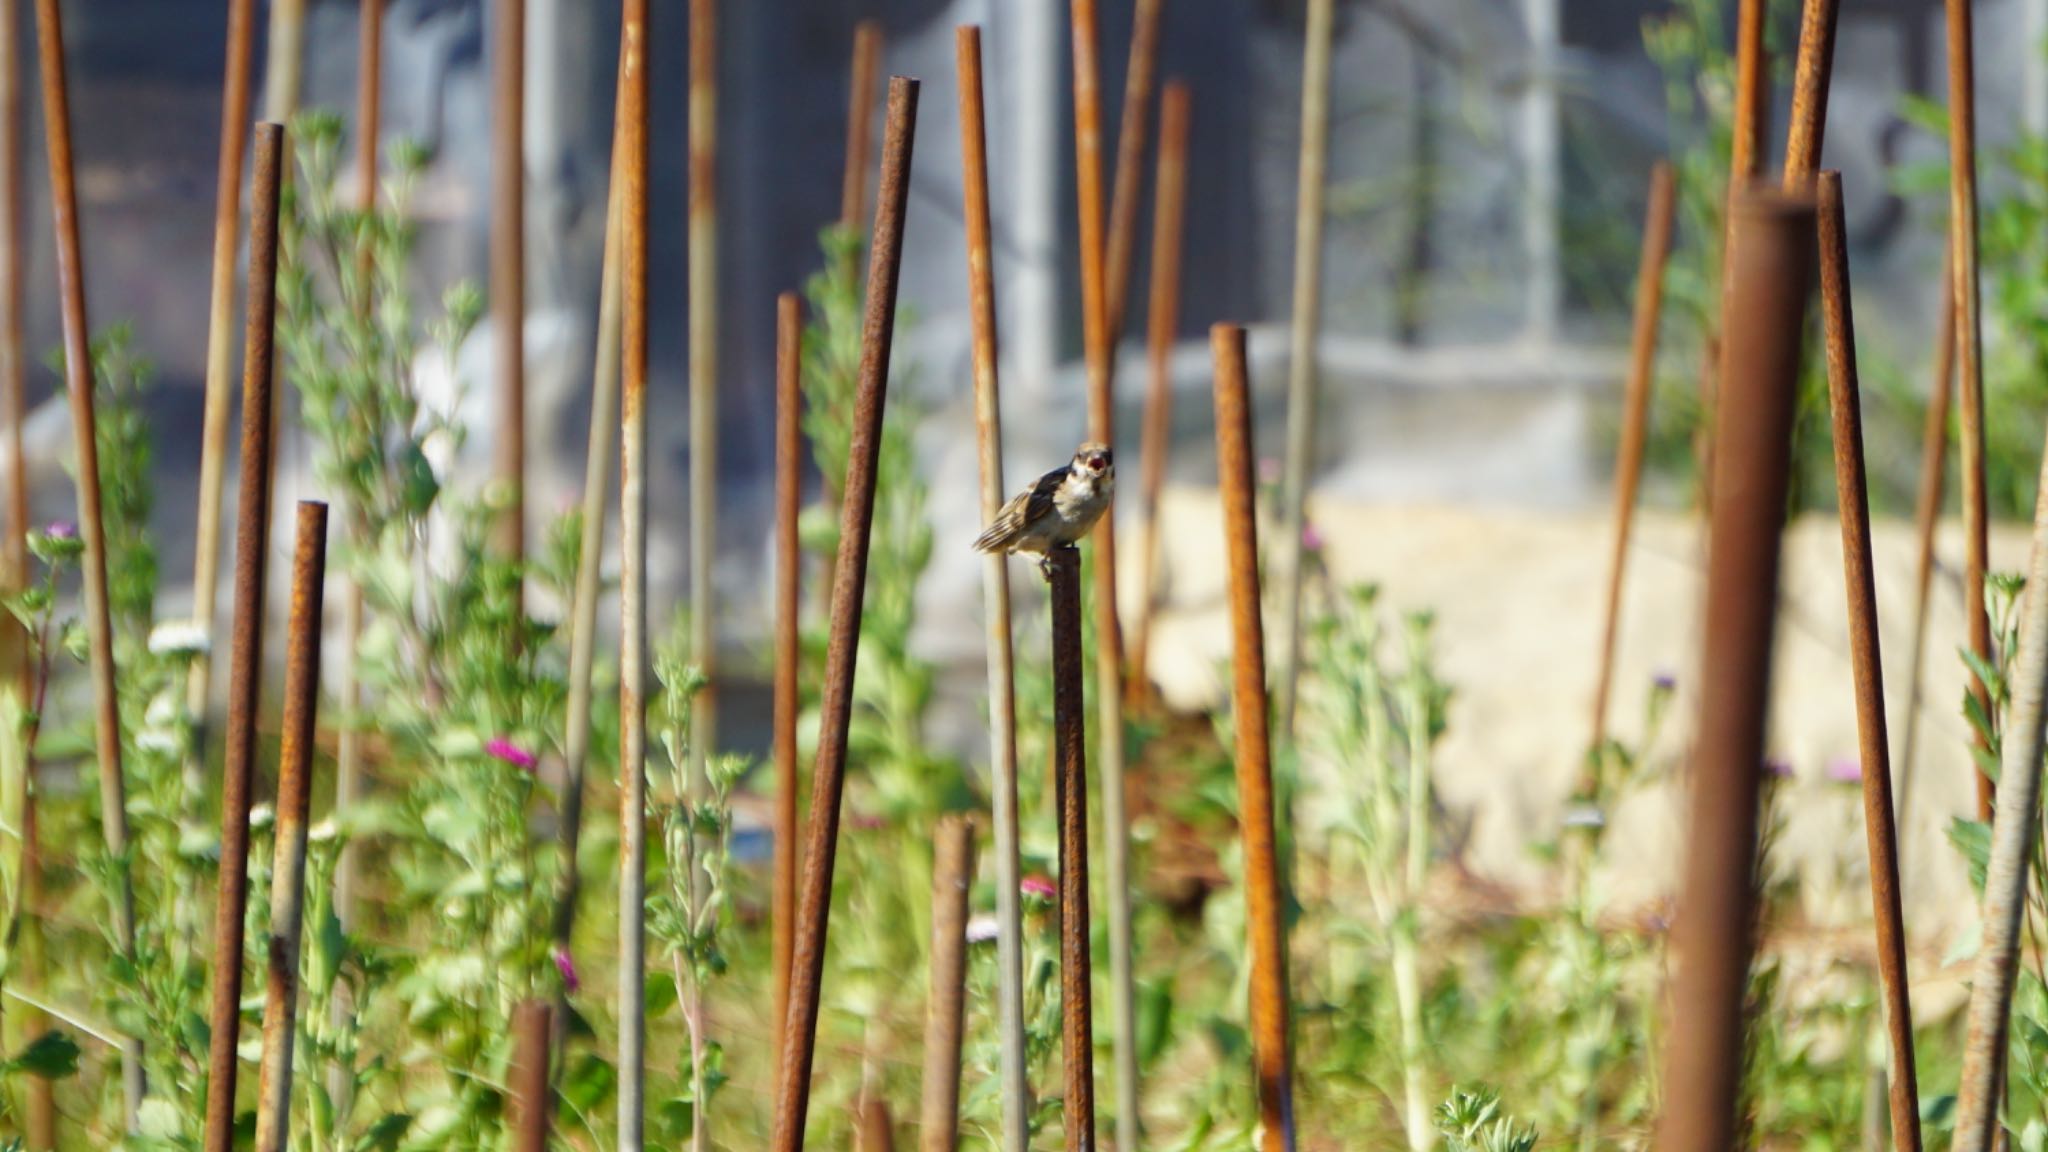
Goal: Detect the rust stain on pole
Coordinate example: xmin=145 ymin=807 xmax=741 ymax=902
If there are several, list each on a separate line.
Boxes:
xmin=1946 ymin=0 xmax=1994 ymax=820
xmin=842 ymin=20 xmax=882 ymax=233
xmin=202 ymin=120 xmax=286 ymax=1152
xmin=772 ymin=289 xmax=802 ymax=1063
xmin=1102 ymin=0 xmax=1164 ymax=340
xmin=1652 ymin=190 xmax=1816 ymax=1152
xmin=1898 ymin=247 xmax=1956 ymax=825
xmin=1045 ymin=544 xmax=1097 ymax=1152
xmin=1129 ymin=80 xmax=1189 ymax=715
xmin=954 ymin=28 xmax=1031 ymax=1147
xmin=34 ymin=0 xmax=144 ymax=1117
xmin=1781 ymin=0 xmax=1839 ymax=187
xmin=1589 ymin=161 xmax=1675 ymax=754
xmin=253 ymin=501 xmax=329 ymax=1152
xmin=919 ymin=815 xmax=978 ymax=1152
xmin=688 ymin=0 xmax=720 ymax=831
xmin=616 ymin=0 xmax=650 ymax=1141
xmin=1214 ymin=323 xmax=1300 ymax=1152
xmin=1815 ymin=171 xmax=1922 ymax=1152
xmin=770 ymin=75 xmax=918 ymax=1152
xmin=492 ymin=0 xmax=526 ymax=564
xmin=510 ymin=999 xmax=554 ymax=1151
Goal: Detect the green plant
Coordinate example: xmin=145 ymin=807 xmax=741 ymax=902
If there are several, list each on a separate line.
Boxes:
xmin=1435 ymin=1085 xmax=1540 ymax=1152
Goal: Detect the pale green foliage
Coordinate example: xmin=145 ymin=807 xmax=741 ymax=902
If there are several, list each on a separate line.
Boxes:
xmin=1435 ymin=1085 xmax=1540 ymax=1152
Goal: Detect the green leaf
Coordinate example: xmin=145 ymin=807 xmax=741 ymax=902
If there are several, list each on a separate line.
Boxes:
xmin=3 ymin=1030 xmax=78 ymax=1080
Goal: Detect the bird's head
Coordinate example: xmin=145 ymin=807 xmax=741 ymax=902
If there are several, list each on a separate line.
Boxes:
xmin=1074 ymin=442 xmax=1113 ymax=480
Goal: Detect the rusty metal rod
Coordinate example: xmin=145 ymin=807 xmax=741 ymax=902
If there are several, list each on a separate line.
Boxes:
xmin=1214 ymin=323 xmax=1300 ymax=1152
xmin=253 ymin=500 xmax=328 ymax=1152
xmin=1950 ymin=398 xmax=2048 ymax=1152
xmin=31 ymin=0 xmax=143 ymax=1120
xmin=1652 ymin=189 xmax=1816 ymax=1152
xmin=1589 ymin=161 xmax=1676 ymax=754
xmin=184 ymin=0 xmax=258 ymax=785
xmin=1045 ymin=544 xmax=1097 ymax=1151
xmin=1898 ymin=247 xmax=1956 ymax=828
xmin=1815 ymin=170 xmax=1922 ymax=1152
xmin=919 ymin=815 xmax=977 ymax=1152
xmin=769 ymin=75 xmax=919 ymax=1152
xmin=842 ymin=20 xmax=882 ymax=234
xmin=492 ymin=0 xmax=525 ymax=564
xmin=202 ymin=119 xmax=286 ymax=1152
xmin=1273 ymin=0 xmax=1336 ymax=742
xmin=772 ymin=289 xmax=802 ymax=1067
xmin=1781 ymin=0 xmax=1839 ymax=187
xmin=1947 ymin=0 xmax=1994 ymax=821
xmin=860 ymin=1098 xmax=897 ymax=1152
xmin=1129 ymin=80 xmax=1189 ymax=716
xmin=1699 ymin=0 xmax=1770 ymax=513
xmin=511 ymin=999 xmax=554 ymax=1152
xmin=616 ymin=0 xmax=650 ymax=1142
xmin=953 ymin=28 xmax=1030 ymax=1148
xmin=687 ymin=0 xmax=719 ymax=898
xmin=1102 ymin=0 xmax=1164 ymax=341
xmin=1068 ymin=5 xmax=1139 ymax=1138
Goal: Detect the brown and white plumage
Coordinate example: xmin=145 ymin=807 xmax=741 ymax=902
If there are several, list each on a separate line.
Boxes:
xmin=973 ymin=442 xmax=1115 ymax=557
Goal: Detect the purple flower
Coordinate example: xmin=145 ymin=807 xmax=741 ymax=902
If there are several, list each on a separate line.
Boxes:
xmin=1021 ymin=875 xmax=1057 ymax=902
xmin=851 ymin=812 xmax=887 ymax=832
xmin=1762 ymin=757 xmax=1794 ymax=781
xmin=1652 ymin=671 xmax=1678 ymax=693
xmin=1826 ymin=756 xmax=1862 ymax=785
xmin=1302 ymin=522 xmax=1326 ymax=554
xmin=553 ymin=947 xmax=581 ymax=995
xmin=485 ymin=737 xmax=538 ymax=771
xmin=964 ymin=914 xmax=1000 ymax=944
xmin=42 ymin=521 xmax=75 ymax=540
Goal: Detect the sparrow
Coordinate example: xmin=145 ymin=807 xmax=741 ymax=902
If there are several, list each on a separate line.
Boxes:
xmin=974 ymin=442 xmax=1115 ymax=575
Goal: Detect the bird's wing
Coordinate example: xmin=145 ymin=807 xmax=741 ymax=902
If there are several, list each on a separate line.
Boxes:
xmin=972 ymin=466 xmax=1066 ymax=552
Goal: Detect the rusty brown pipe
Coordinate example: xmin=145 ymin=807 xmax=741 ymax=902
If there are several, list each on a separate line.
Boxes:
xmin=918 ymin=814 xmax=977 ymax=1152
xmin=1782 ymin=0 xmax=1840 ymax=189
xmin=492 ymin=0 xmax=526 ymax=565
xmin=772 ymin=289 xmax=803 ymax=1066
xmin=1046 ymin=544 xmax=1097 ymax=1151
xmin=842 ymin=20 xmax=882 ymax=235
xmin=510 ymin=999 xmax=553 ymax=1151
xmin=1103 ymin=0 xmax=1164 ymax=342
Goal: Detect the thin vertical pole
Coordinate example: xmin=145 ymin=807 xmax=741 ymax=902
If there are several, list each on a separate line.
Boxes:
xmin=1214 ymin=324 xmax=1300 ymax=1152
xmin=252 ymin=501 xmax=328 ymax=1152
xmin=616 ymin=0 xmax=650 ymax=1143
xmin=1589 ymin=162 xmax=1676 ymax=752
xmin=954 ymin=28 xmax=1030 ymax=1148
xmin=1946 ymin=0 xmax=1994 ymax=820
xmin=262 ymin=0 xmax=307 ymax=122
xmin=185 ymin=0 xmax=257 ymax=778
xmin=1782 ymin=0 xmax=1840 ymax=187
xmin=842 ymin=20 xmax=881 ymax=234
xmin=771 ymin=290 xmax=802 ymax=1066
xmin=769 ymin=76 xmax=919 ymax=1152
xmin=1067 ymin=5 xmax=1139 ymax=1139
xmin=1522 ymin=0 xmax=1560 ymax=343
xmin=1272 ymin=0 xmax=1335 ymax=741
xmin=1898 ymin=250 xmax=1956 ymax=825
xmin=688 ymin=0 xmax=718 ymax=825
xmin=493 ymin=0 xmax=526 ymax=563
xmin=1046 ymin=544 xmax=1096 ymax=1152
xmin=1102 ymin=0 xmax=1164 ymax=341
xmin=511 ymin=999 xmax=554 ymax=1152
xmin=1700 ymin=0 xmax=1770 ymax=501
xmin=31 ymin=0 xmax=143 ymax=1120
xmin=1815 ymin=171 xmax=1922 ymax=1152
xmin=1129 ymin=80 xmax=1189 ymax=714
xmin=1652 ymin=190 xmax=1816 ymax=1152
xmin=202 ymin=120 xmax=285 ymax=1152
xmin=918 ymin=814 xmax=977 ymax=1152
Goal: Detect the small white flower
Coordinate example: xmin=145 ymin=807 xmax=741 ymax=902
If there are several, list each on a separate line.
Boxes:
xmin=249 ymin=803 xmax=275 ymax=830
xmin=144 ymin=692 xmax=179 ymax=728
xmin=1561 ymin=804 xmax=1606 ymax=830
xmin=148 ymin=620 xmax=211 ymax=657
xmin=964 ymin=914 xmax=1000 ymax=945
xmin=309 ymin=820 xmax=339 ymax=844
xmin=137 ymin=728 xmax=181 ymax=755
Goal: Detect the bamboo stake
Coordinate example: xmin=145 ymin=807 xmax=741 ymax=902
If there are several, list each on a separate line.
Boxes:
xmin=511 ymin=999 xmax=554 ymax=1152
xmin=0 ymin=2 xmax=50 ymax=1140
xmin=201 ymin=120 xmax=285 ymax=1152
xmin=262 ymin=0 xmax=306 ymax=123
xmin=772 ymin=290 xmax=802 ymax=1069
xmin=1589 ymin=162 xmax=1676 ymax=753
xmin=769 ymin=76 xmax=918 ymax=1152
xmin=1815 ymin=171 xmax=1922 ymax=1152
xmin=1898 ymin=250 xmax=1956 ymax=825
xmin=252 ymin=501 xmax=328 ymax=1152
xmin=1949 ymin=404 xmax=2048 ymax=1152
xmin=1214 ymin=323 xmax=1300 ymax=1152
xmin=1102 ymin=0 xmax=1164 ymax=341
xmin=184 ymin=0 xmax=257 ymax=787
xmin=616 ymin=0 xmax=650 ymax=1142
xmin=1068 ymin=5 xmax=1140 ymax=1139
xmin=31 ymin=0 xmax=144 ymax=1120
xmin=1782 ymin=0 xmax=1840 ymax=187
xmin=493 ymin=0 xmax=526 ymax=563
xmin=1946 ymin=0 xmax=1994 ymax=820
xmin=953 ymin=27 xmax=1030 ymax=1148
xmin=1045 ymin=545 xmax=1097 ymax=1151
xmin=1128 ymin=80 xmax=1189 ymax=715
xmin=919 ymin=815 xmax=977 ymax=1152
xmin=842 ymin=20 xmax=881 ymax=234
xmin=1652 ymin=190 xmax=1816 ymax=1152
xmin=1273 ymin=0 xmax=1336 ymax=742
